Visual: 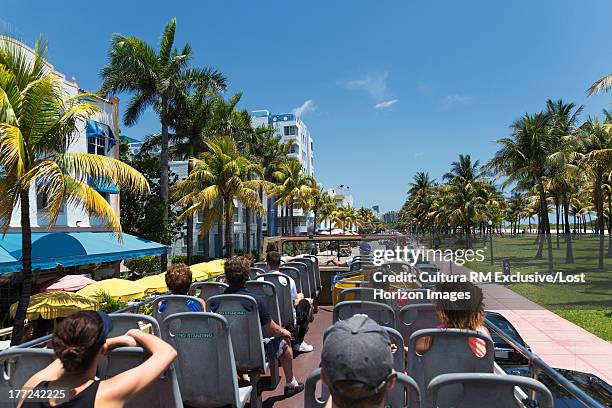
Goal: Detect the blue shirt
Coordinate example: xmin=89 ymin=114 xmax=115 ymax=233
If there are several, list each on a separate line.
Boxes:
xmin=158 ymin=299 xmax=201 ymax=313
xmin=218 ymin=287 xmax=272 ymax=326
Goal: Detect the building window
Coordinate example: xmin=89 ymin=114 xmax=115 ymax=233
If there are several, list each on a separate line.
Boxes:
xmin=37 ymin=191 xmax=65 ymax=213
xmin=36 ymin=191 xmax=48 ymax=210
xmin=284 ymin=126 xmax=297 ymax=136
xmin=290 ymin=143 xmax=299 ymax=154
xmin=87 ymin=134 xmax=106 ymax=155
xmin=234 ymin=233 xmax=240 ymax=249
xmin=233 ymin=210 xmax=239 ymax=223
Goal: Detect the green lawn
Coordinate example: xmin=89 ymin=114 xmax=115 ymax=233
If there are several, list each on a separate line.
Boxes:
xmin=438 ymin=234 xmax=612 ymax=340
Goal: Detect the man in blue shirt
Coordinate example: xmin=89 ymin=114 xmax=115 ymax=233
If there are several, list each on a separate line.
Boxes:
xmin=215 ymin=256 xmax=304 ymax=397
xmin=157 ymin=263 xmax=205 ymax=313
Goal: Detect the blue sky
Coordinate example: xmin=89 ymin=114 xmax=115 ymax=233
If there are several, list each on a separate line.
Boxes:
xmin=4 ymin=1 xmax=612 ymax=212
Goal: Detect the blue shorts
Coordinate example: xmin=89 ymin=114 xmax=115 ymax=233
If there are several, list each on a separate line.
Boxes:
xmin=264 ymin=337 xmax=287 ymax=361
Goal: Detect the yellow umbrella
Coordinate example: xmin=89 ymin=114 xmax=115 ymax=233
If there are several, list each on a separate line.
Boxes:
xmin=77 ymin=278 xmax=146 ymax=301
xmin=190 ymin=259 xmax=225 ymax=281
xmin=136 ymin=273 xmax=168 ymax=293
xmin=10 ymin=291 xmax=99 ymax=320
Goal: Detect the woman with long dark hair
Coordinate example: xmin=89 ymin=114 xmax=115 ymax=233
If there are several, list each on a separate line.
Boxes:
xmin=19 ymin=310 xmax=176 ymax=407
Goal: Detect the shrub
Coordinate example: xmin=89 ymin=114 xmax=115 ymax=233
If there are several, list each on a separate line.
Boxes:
xmin=125 ymin=256 xmax=160 ymax=275
xmin=171 ymin=255 xmax=205 ymax=265
xmin=96 ymin=291 xmax=128 ymax=313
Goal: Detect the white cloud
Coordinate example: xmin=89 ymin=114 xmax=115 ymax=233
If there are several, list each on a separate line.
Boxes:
xmin=292 ymin=99 xmax=317 ymax=117
xmin=375 ymin=99 xmax=398 ymax=109
xmin=443 ymin=94 xmax=473 ymax=105
xmin=345 ymin=71 xmax=390 ymax=100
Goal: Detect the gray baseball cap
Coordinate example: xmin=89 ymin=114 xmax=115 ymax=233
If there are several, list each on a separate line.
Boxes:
xmin=321 ymin=315 xmax=394 ymax=397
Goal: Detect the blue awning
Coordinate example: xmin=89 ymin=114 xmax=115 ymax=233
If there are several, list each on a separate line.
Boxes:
xmin=88 ymin=176 xmax=120 ymax=194
xmin=0 ymin=245 xmax=20 ymax=274
xmin=86 ymin=120 xmax=116 ymax=152
xmin=0 ymin=232 xmax=168 ymax=275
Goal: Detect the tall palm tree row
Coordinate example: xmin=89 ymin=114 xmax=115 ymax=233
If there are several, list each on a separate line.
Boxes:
xmin=401 ymin=97 xmax=612 ymax=272
xmin=0 ymin=37 xmax=149 ymax=344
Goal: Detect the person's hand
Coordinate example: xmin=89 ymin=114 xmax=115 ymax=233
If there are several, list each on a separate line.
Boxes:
xmin=105 ymin=334 xmax=138 ymax=349
xmin=281 ymin=329 xmax=293 ymax=343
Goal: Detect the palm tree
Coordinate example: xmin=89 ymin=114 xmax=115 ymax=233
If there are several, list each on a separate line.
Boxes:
xmin=442 ymin=154 xmax=486 ymax=248
xmin=273 ymin=159 xmax=315 ymax=235
xmin=318 ymin=192 xmax=337 ymax=234
xmin=173 ymin=136 xmax=263 ymax=258
xmin=0 ymin=37 xmax=149 ymax=344
xmin=489 ymin=112 xmax=555 ymax=273
xmin=100 ymin=18 xmax=226 ymax=269
xmin=570 ymin=118 xmax=612 ymax=269
xmin=298 ymin=182 xmax=323 ymax=235
xmin=170 ymin=83 xmax=216 ymax=263
xmin=588 ymin=74 xmax=612 ymax=95
xmin=248 ymin=127 xmax=291 ymax=241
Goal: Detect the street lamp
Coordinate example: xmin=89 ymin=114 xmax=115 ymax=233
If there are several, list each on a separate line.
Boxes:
xmin=488 ymin=220 xmax=494 ymax=265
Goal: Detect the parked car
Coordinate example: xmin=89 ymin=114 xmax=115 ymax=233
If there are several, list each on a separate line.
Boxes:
xmin=485 ymin=311 xmax=530 ymax=364
xmin=500 ymin=365 xmax=612 ymax=407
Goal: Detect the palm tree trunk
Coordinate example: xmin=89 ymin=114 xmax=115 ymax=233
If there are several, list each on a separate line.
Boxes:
xmin=11 ymin=189 xmax=33 ymax=345
xmin=594 ymin=171 xmax=605 ymax=269
xmin=281 ymin=205 xmax=286 ymax=235
xmin=528 ymin=217 xmax=532 ymax=233
xmin=217 ymin=200 xmax=223 ymax=258
xmin=202 ymin=232 xmax=210 ymax=261
xmin=555 ymin=202 xmax=560 ymax=249
xmin=225 ymin=198 xmax=233 ymax=257
xmin=245 ymin=206 xmax=252 ymax=255
xmin=607 ymin=191 xmax=612 ymax=257
xmin=563 ymin=194 xmax=574 ymax=263
xmin=313 ymin=208 xmax=318 ymax=235
xmin=289 ymin=199 xmax=294 ymax=235
xmin=186 ymin=158 xmax=194 ymax=265
xmin=257 ymin=186 xmax=263 ymax=252
xmin=536 ymin=178 xmax=553 ymax=274
xmin=160 ymin=96 xmax=169 ymax=272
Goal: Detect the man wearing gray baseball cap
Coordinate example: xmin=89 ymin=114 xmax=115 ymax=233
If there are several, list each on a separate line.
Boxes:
xmin=320 ymin=314 xmax=397 ymax=408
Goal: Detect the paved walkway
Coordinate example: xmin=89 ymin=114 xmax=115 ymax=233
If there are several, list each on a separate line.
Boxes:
xmin=433 ymin=258 xmax=612 ymax=383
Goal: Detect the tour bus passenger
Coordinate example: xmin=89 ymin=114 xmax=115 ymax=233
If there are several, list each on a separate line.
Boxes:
xmin=158 ymin=263 xmax=206 ymax=312
xmin=320 ymin=315 xmax=396 ymax=408
xmin=215 ymin=256 xmax=305 ymax=397
xmin=263 ymin=251 xmax=314 ymax=353
xmin=418 ymin=280 xmax=491 ymax=357
xmin=19 ymin=311 xmax=177 ymax=408
xmin=325 ymin=242 xmax=372 ymax=267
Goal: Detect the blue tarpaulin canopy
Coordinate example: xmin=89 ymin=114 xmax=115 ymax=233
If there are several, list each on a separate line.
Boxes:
xmin=0 ymin=232 xmax=168 ymax=275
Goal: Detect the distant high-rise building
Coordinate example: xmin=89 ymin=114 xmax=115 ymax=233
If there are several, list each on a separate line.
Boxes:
xmin=383 ymin=211 xmax=399 ymax=224
xmin=251 ymin=110 xmax=315 ymax=235
xmin=251 ymin=110 xmax=314 ymax=177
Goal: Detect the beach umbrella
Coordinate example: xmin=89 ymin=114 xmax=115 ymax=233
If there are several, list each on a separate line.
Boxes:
xmin=39 ymin=275 xmax=96 ymax=292
xmin=9 ymin=291 xmax=99 ymax=320
xmin=190 ymin=259 xmax=225 ymax=281
xmin=136 ymin=273 xmax=168 ymax=293
xmin=77 ymin=278 xmax=146 ymax=301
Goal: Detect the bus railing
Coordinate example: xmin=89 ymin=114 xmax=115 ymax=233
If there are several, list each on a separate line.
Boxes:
xmin=484 ymin=319 xmax=604 ymax=408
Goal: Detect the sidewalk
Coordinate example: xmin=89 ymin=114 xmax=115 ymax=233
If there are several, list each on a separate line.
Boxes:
xmin=433 ymin=260 xmax=612 ymax=383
